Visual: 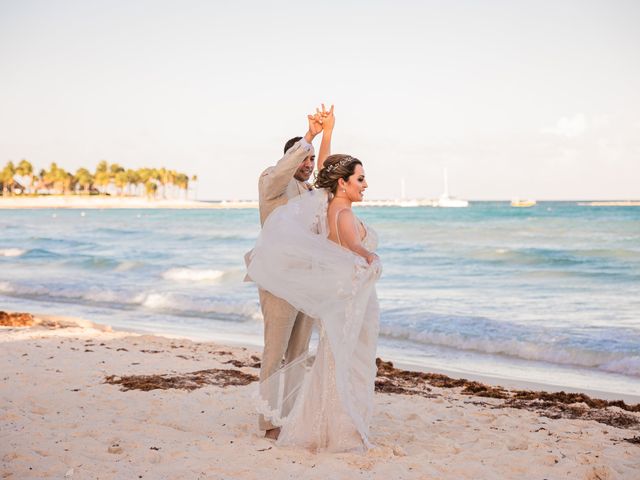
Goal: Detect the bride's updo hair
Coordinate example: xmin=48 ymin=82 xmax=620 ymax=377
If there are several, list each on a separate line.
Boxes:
xmin=314 ymin=154 xmax=362 ymax=194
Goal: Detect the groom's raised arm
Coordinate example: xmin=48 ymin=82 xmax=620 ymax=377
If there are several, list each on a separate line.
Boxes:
xmin=260 ymin=114 xmax=323 ymax=201
xmin=260 ymin=138 xmax=313 ymax=201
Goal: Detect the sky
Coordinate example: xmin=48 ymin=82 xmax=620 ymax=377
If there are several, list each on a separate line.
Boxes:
xmin=1 ymin=0 xmax=639 ymax=200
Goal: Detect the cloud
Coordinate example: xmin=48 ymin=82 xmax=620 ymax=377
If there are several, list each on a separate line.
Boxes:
xmin=542 ymin=114 xmax=587 ymax=138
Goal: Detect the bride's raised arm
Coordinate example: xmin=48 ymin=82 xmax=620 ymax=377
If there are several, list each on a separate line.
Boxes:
xmin=336 ymin=209 xmax=378 ymax=265
xmin=317 ymin=104 xmax=334 ymax=171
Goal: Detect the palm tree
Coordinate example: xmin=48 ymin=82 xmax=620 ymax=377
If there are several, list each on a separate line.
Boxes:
xmin=1 ymin=161 xmax=16 ymax=196
xmin=191 ymin=174 xmax=198 ymax=200
xmin=137 ymin=168 xmax=152 ymax=197
xmin=75 ymin=168 xmax=94 ymax=194
xmin=109 ymin=163 xmax=124 ymax=177
xmin=145 ymin=180 xmax=157 ymax=199
xmin=175 ymin=173 xmax=189 ymax=199
xmin=50 ymin=165 xmax=71 ymax=194
xmin=156 ymin=168 xmax=168 ymax=198
xmin=96 ymin=160 xmax=108 ymax=174
xmin=94 ymin=171 xmax=110 ymax=194
xmin=34 ymin=168 xmax=46 ymax=194
xmin=42 ymin=163 xmax=59 ymax=193
xmin=94 ymin=161 xmax=110 ymax=194
xmin=16 ymin=159 xmax=33 ymax=194
xmin=60 ymin=169 xmax=73 ymax=194
xmin=106 ymin=163 xmax=123 ymax=196
xmin=126 ymin=169 xmax=140 ymax=196
xmin=151 ymin=168 xmax=163 ymax=199
xmin=114 ymin=171 xmax=128 ymax=196
xmin=2 ymin=158 xmax=194 ymax=199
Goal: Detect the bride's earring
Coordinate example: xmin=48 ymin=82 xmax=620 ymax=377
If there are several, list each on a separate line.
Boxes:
xmin=341 ymin=188 xmax=346 ymax=193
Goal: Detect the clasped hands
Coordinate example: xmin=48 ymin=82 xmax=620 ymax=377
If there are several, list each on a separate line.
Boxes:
xmin=306 ymin=104 xmax=335 ymax=139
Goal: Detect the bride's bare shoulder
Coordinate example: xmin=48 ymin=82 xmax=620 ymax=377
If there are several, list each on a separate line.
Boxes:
xmin=328 ymin=203 xmax=354 ymax=220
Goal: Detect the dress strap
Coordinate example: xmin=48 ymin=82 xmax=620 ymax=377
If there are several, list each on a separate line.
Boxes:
xmin=334 ymin=208 xmax=351 ymax=247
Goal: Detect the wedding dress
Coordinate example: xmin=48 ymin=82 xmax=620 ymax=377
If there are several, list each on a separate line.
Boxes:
xmin=246 ymin=189 xmax=381 ymax=452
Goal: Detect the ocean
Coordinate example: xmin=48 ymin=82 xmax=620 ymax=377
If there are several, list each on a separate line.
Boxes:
xmin=1 ymin=202 xmax=639 ymax=398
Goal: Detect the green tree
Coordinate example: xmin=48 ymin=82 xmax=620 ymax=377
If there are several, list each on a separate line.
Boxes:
xmin=1 ymin=161 xmax=16 ymax=196
xmin=42 ymin=163 xmax=59 ymax=192
xmin=175 ymin=173 xmax=189 ymax=199
xmin=126 ymin=169 xmax=140 ymax=196
xmin=50 ymin=165 xmax=71 ymax=194
xmin=34 ymin=168 xmax=46 ymax=194
xmin=156 ymin=168 xmax=168 ymax=198
xmin=16 ymin=159 xmax=33 ymax=194
xmin=75 ymin=168 xmax=94 ymax=194
xmin=114 ymin=171 xmax=128 ymax=196
xmin=109 ymin=163 xmax=124 ymax=177
xmin=191 ymin=174 xmax=198 ymax=200
xmin=60 ymin=170 xmax=73 ymax=194
xmin=94 ymin=171 xmax=110 ymax=194
xmin=2 ymin=158 xmax=196 ymax=199
xmin=95 ymin=160 xmax=108 ymax=174
xmin=145 ymin=180 xmax=158 ymax=199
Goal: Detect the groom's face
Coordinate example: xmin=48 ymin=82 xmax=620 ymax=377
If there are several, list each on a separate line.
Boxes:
xmin=294 ymin=154 xmax=315 ymax=182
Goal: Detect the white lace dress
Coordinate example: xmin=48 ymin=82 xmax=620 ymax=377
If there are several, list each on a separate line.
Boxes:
xmin=246 ymin=189 xmax=381 ymax=453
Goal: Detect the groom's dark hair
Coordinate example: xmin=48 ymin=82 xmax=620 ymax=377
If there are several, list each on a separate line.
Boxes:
xmin=284 ymin=137 xmax=302 ymax=154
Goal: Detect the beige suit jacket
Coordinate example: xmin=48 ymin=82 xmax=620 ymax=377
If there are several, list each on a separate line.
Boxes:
xmin=258 ymin=139 xmax=313 ymax=226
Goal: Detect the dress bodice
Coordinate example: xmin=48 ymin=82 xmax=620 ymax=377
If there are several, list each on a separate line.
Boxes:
xmin=331 ymin=208 xmax=378 ymax=253
xmin=359 ymin=220 xmax=378 ymax=252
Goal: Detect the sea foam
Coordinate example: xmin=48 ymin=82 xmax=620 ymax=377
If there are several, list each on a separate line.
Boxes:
xmin=0 ymin=248 xmax=26 ymax=257
xmin=136 ymin=291 xmax=261 ymax=320
xmin=0 ymin=280 xmax=262 ymax=321
xmin=379 ymin=324 xmax=640 ymax=377
xmin=162 ymin=268 xmax=225 ymax=282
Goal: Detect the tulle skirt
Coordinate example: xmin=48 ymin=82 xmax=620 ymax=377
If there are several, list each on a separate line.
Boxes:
xmin=246 ymin=189 xmax=382 ymax=451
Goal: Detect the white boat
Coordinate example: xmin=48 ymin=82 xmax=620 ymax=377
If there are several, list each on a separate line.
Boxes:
xmin=397 ymin=199 xmax=421 ymax=207
xmin=359 ymin=178 xmax=437 ymax=208
xmin=397 ymin=178 xmax=419 ymax=207
xmin=434 ymin=169 xmax=469 ymax=208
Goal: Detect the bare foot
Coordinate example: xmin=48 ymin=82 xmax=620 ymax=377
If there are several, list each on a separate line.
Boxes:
xmin=265 ymin=427 xmax=280 ymax=440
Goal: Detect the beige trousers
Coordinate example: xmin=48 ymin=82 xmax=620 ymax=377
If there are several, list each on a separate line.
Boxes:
xmin=258 ymin=288 xmax=314 ymax=431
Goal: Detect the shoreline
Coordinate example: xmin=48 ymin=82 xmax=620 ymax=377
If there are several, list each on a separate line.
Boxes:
xmin=11 ymin=310 xmax=640 ymax=404
xmin=2 ymin=196 xmax=640 ymax=210
xmin=4 ymin=310 xmax=640 ymax=406
xmin=2 ymin=311 xmax=639 ymax=478
xmin=0 ymin=195 xmax=258 ymax=209
xmin=85 ymin=317 xmax=640 ymax=404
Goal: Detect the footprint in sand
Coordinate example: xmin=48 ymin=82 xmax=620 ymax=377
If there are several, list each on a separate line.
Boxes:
xmin=31 ymin=405 xmax=48 ymax=415
xmin=107 ymin=443 xmax=123 ymax=454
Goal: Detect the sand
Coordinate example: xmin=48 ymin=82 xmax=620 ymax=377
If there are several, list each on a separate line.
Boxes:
xmin=1 ymin=312 xmax=639 ymax=479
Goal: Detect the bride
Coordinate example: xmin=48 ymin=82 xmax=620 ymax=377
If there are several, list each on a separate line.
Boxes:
xmin=246 ymin=154 xmax=381 ymax=452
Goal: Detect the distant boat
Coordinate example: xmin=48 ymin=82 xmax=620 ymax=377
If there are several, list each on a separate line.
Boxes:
xmin=397 ymin=199 xmax=421 ymax=207
xmin=397 ymin=177 xmax=420 ymax=207
xmin=577 ymin=201 xmax=640 ymax=207
xmin=434 ymin=169 xmax=469 ymax=208
xmin=511 ymin=199 xmax=536 ymax=208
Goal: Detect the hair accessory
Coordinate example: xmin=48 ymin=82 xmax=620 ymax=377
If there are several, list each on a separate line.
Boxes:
xmin=325 ymin=157 xmax=354 ymax=173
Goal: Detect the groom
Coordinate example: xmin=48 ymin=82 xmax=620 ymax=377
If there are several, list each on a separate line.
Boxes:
xmin=257 ymin=107 xmax=334 ymax=439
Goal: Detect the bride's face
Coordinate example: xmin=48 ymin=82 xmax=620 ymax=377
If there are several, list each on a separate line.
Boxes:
xmin=341 ymin=164 xmax=368 ymax=202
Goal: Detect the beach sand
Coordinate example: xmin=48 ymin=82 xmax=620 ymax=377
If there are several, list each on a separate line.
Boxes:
xmin=1 ymin=312 xmax=639 ymax=479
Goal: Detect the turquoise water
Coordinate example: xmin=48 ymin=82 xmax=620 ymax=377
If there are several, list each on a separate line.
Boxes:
xmin=1 ymin=202 xmax=639 ymax=397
